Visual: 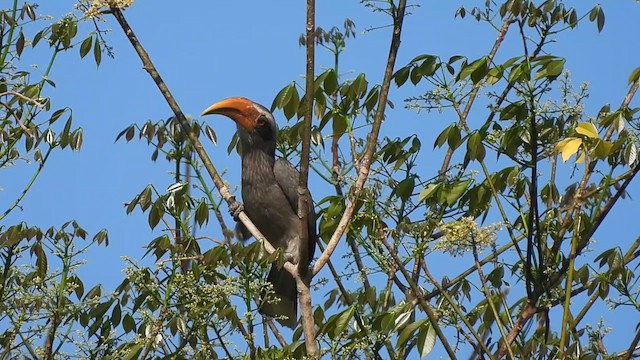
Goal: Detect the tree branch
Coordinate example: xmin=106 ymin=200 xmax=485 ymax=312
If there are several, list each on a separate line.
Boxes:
xmin=296 ymin=0 xmax=317 ymax=354
xmin=107 ymin=9 xmax=296 ymax=355
xmin=108 ymin=7 xmax=295 ymax=275
xmin=313 ymin=0 xmax=408 ymax=276
xmin=379 ymin=235 xmax=457 ymax=359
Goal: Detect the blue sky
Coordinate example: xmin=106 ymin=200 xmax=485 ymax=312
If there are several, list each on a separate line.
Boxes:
xmin=5 ymin=0 xmax=640 ymax=357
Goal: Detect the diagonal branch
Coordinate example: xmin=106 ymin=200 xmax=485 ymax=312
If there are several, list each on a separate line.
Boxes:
xmin=107 ymin=7 xmax=294 ymax=273
xmin=312 ymin=0 xmax=408 ymax=276
xmin=107 ymin=7 xmax=294 ymax=351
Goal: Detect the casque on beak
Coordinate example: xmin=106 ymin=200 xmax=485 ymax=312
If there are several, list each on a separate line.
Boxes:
xmin=201 ymin=97 xmax=260 ymax=132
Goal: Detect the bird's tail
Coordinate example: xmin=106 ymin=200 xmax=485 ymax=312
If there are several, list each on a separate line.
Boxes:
xmin=260 ymin=265 xmax=297 ymax=328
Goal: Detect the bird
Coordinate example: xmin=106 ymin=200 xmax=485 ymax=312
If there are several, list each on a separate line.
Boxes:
xmin=201 ymin=97 xmax=316 ymax=328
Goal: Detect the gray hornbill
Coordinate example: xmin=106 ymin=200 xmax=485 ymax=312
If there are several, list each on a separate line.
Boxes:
xmin=201 ymin=97 xmax=316 ymax=328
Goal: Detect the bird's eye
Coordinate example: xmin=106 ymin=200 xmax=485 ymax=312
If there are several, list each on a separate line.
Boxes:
xmin=256 ymin=117 xmax=267 ymax=127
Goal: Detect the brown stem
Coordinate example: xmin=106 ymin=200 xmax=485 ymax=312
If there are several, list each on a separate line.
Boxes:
xmin=623 ymin=327 xmax=640 ymax=360
xmin=316 ymin=240 xmax=390 ymax=359
xmin=420 ymin=261 xmax=493 ymax=358
xmin=266 ymin=320 xmax=287 ymax=348
xmin=379 ymin=235 xmax=457 ymax=359
xmin=43 ymin=312 xmax=60 ymax=359
xmin=494 ymin=301 xmax=537 ymax=358
xmin=472 ymin=240 xmax=513 ymax=360
xmin=331 ymin=135 xmax=343 ymax=195
xmin=313 ymin=0 xmax=408 ymax=276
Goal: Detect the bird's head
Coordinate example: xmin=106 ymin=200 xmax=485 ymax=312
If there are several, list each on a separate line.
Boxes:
xmin=201 ymin=97 xmax=277 ymax=155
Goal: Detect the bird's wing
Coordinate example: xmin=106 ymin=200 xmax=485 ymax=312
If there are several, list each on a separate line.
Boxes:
xmin=274 ymin=158 xmax=317 ymax=264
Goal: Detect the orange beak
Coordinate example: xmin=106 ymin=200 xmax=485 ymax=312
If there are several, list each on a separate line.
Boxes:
xmin=201 ymin=97 xmax=260 ymax=132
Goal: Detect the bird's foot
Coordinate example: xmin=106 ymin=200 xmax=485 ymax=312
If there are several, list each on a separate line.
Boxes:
xmin=229 ymin=201 xmax=244 ymax=221
xmin=283 ymin=251 xmax=298 ymax=265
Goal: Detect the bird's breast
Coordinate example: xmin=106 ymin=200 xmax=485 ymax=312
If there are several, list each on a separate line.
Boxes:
xmin=241 ymin=178 xmax=298 ymax=249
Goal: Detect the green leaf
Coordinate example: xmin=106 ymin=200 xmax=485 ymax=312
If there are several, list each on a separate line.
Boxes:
xmin=417 ymin=323 xmax=436 ymax=358
xmin=33 ymin=243 xmax=47 ymax=279
xmin=328 ymin=306 xmax=355 ymax=340
xmin=85 ymin=285 xmax=101 ymax=300
xmin=314 ymin=70 xmax=331 ymax=90
xmin=351 ymin=73 xmax=368 ymax=98
xmin=392 ymin=177 xmax=415 ymax=202
xmin=195 ymin=200 xmax=209 ymax=227
xmin=445 ymin=180 xmax=470 ymax=205
xmin=623 ymin=142 xmax=637 ymax=166
xmin=111 ymin=303 xmax=122 ymax=327
xmin=597 ymin=7 xmax=605 ymax=33
xmin=588 ymin=5 xmax=598 ymax=22
xmin=418 ymin=56 xmax=439 ymax=77
xmin=396 ymin=318 xmax=427 ymax=350
xmin=272 ymin=83 xmax=295 ymax=110
xmin=418 ymin=183 xmax=441 ymax=203
xmin=148 ymin=200 xmax=164 ymax=230
xmin=93 ymin=38 xmax=101 ymax=66
xmin=459 ymin=57 xmax=487 ymax=82
xmin=364 ymin=85 xmax=380 ymax=112
xmin=204 ymin=124 xmax=217 ymax=145
xmin=410 ymin=66 xmax=422 ymax=85
xmin=567 ymin=8 xmax=577 ymax=28
xmin=332 ymin=113 xmax=348 ymax=136
xmin=533 ymin=58 xmax=565 ymax=80
xmin=500 ymin=101 xmax=527 ymax=121
xmin=122 ymin=344 xmax=143 ymax=360
xmin=393 ymin=66 xmax=410 ymax=87
xmin=593 ymin=139 xmax=613 ymax=159
xmin=467 ymin=132 xmax=486 ymax=161
xmin=486 ymin=66 xmax=503 ymax=85
xmin=434 ymin=125 xmax=451 ymax=148
xmin=80 ymin=36 xmax=92 ymax=58
xmin=628 ymin=67 xmax=640 ymax=85
xmin=95 ymin=229 xmax=109 ymax=246
xmin=324 ymin=69 xmax=338 ymax=95
xmin=16 ymin=31 xmax=25 ymax=57
xmin=508 ymin=62 xmax=530 ymax=83
xmin=283 ymin=86 xmax=299 ymax=120
xmin=447 ymin=125 xmax=462 ymax=149
xmin=59 ymin=115 xmax=73 ymax=149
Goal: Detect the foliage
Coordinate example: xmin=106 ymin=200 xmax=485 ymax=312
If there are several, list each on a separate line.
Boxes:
xmin=0 ymin=1 xmax=108 ymax=358
xmin=2 ymin=0 xmax=640 ymax=359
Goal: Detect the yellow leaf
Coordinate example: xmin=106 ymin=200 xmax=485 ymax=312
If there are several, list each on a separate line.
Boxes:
xmin=575 ymin=122 xmax=599 ymax=138
xmin=557 ymin=137 xmax=582 ymax=162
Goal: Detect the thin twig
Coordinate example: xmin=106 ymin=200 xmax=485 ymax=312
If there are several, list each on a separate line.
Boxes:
xmin=471 ymin=240 xmax=513 ymax=360
xmin=379 ymin=235 xmax=457 ymax=358
xmin=0 ymin=91 xmax=46 ymax=108
xmin=438 ymin=14 xmax=514 ymax=178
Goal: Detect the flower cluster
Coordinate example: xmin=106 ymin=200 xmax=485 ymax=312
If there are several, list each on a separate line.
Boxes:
xmin=434 ymin=217 xmax=500 ymax=256
xmin=83 ymin=0 xmax=134 ymax=18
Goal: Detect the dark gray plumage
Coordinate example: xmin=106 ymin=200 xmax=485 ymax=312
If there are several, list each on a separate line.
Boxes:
xmin=201 ymin=97 xmax=316 ymax=328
